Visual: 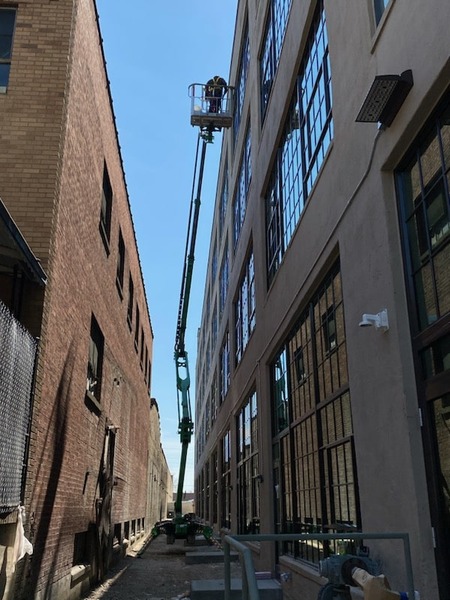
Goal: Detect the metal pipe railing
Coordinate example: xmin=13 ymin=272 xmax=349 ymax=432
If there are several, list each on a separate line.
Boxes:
xmin=222 ymin=532 xmax=415 ymax=600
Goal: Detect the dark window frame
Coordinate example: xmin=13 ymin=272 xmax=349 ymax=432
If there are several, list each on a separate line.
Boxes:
xmin=134 ymin=305 xmax=140 ymax=353
xmin=221 ymin=430 xmax=232 ymax=529
xmin=86 ymin=316 xmax=104 ymax=405
xmin=265 ymin=1 xmax=332 ymax=286
xmin=233 ymin=126 xmax=252 ymax=248
xmin=233 ymin=24 xmax=250 ymax=145
xmin=270 ymin=263 xmax=359 ymax=565
xmin=116 ymin=228 xmax=125 ymax=298
xmin=235 ymin=248 xmax=256 ymax=365
xmin=395 ymin=92 xmax=450 ymax=598
xmin=99 ymin=162 xmax=113 ymax=254
xmin=260 ymin=0 xmax=292 ymax=120
xmin=127 ymin=274 xmax=134 ymax=330
xmin=236 ymin=391 xmax=260 ymax=534
xmin=0 ymin=9 xmax=16 ymax=90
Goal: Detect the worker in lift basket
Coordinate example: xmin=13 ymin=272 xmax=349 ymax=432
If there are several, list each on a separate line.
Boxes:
xmin=205 ymin=75 xmax=227 ymax=113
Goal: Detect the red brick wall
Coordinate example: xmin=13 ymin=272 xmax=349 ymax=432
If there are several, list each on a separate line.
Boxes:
xmin=0 ymin=1 xmax=157 ymax=597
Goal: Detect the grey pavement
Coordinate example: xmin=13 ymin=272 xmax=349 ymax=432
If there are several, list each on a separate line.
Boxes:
xmin=84 ymin=534 xmax=242 ymax=600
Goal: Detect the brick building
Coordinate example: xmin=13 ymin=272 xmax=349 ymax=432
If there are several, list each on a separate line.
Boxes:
xmin=0 ymin=1 xmax=170 ymax=599
xmin=194 ymin=0 xmax=450 ymax=598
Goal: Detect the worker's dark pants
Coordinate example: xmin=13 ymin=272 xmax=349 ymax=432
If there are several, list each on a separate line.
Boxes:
xmin=208 ymin=97 xmax=222 ymax=113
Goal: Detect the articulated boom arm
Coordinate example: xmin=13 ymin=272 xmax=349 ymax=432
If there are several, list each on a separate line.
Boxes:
xmin=151 ymin=88 xmax=231 ymax=544
xmin=173 ymin=136 xmax=208 ymax=516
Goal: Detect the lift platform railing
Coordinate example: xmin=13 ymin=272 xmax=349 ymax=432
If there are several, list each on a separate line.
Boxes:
xmin=188 ymin=83 xmax=235 ymax=130
xmin=222 ymin=532 xmax=415 ymax=600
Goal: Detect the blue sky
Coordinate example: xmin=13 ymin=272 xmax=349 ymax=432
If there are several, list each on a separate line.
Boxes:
xmin=96 ymin=2 xmax=238 ymax=492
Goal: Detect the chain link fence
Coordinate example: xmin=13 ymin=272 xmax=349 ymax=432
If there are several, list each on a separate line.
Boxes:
xmin=0 ymin=300 xmax=37 ymax=513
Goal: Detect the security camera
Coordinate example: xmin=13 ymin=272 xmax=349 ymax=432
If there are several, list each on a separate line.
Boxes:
xmin=359 ymin=314 xmax=379 ymax=327
xmin=358 ymin=309 xmax=389 ymax=331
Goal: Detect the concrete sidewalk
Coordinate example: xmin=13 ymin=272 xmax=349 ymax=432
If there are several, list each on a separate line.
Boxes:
xmin=84 ymin=534 xmax=242 ymax=600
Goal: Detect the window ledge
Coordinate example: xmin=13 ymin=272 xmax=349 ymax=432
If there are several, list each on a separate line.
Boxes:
xmin=85 ymin=391 xmax=102 ymax=415
xmin=0 ymin=86 xmax=7 ymax=94
xmin=70 ymin=564 xmax=91 ymax=586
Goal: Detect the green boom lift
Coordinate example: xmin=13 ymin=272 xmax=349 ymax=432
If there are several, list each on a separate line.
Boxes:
xmin=151 ymin=82 xmax=233 ymax=544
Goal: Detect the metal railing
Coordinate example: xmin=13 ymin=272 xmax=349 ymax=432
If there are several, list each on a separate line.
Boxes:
xmin=222 ymin=532 xmax=415 ymax=600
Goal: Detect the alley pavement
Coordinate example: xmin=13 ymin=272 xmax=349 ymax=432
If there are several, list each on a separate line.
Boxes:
xmin=84 ymin=533 xmax=242 ymax=600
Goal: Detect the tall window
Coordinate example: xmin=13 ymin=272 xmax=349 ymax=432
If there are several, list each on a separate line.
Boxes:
xmin=0 ymin=9 xmax=16 ymax=90
xmin=144 ymin=346 xmax=149 ymax=382
xmin=237 ymin=391 xmax=260 ymax=534
xmin=219 ymin=164 xmax=229 ymax=239
xmin=212 ymin=451 xmax=218 ymax=524
xmin=127 ymin=275 xmax=134 ymax=329
xmin=116 ymin=229 xmax=125 ymax=296
xmin=233 ymin=127 xmax=252 ymax=247
xmin=233 ymin=25 xmax=250 ymax=144
xmin=266 ymin=2 xmax=332 ymax=285
xmin=220 ymin=331 xmax=230 ymax=403
xmin=100 ymin=162 xmax=113 ymax=251
xmin=211 ymin=239 xmax=218 ymax=283
xmin=221 ymin=430 xmax=232 ymax=529
xmin=235 ymin=250 xmax=256 ymax=364
xmin=212 ymin=303 xmax=218 ymax=351
xmin=219 ymin=244 xmax=229 ymax=317
xmin=396 ymin=96 xmax=450 ymax=331
xmin=395 ymin=94 xmax=450 ymax=597
xmin=147 ymin=358 xmax=152 ymax=392
xmin=134 ymin=305 xmax=140 ymax=352
xmin=271 ymin=263 xmax=359 ymax=564
xmin=87 ymin=316 xmax=104 ymax=402
xmin=211 ymin=371 xmax=218 ymax=426
xmin=140 ymin=327 xmax=144 ymax=368
xmin=260 ymin=0 xmax=292 ymax=118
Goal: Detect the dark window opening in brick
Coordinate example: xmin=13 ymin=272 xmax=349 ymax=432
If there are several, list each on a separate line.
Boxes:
xmin=147 ymin=359 xmax=152 ymax=391
xmin=87 ymin=316 xmax=104 ymax=402
xmin=99 ymin=162 xmax=113 ymax=252
xmin=140 ymin=327 xmax=144 ymax=368
xmin=0 ymin=9 xmax=16 ymax=90
xmin=127 ymin=275 xmax=134 ymax=330
xmin=116 ymin=228 xmax=125 ymax=297
xmin=134 ymin=305 xmax=140 ymax=352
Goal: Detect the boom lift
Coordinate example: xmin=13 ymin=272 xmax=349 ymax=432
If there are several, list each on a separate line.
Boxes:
xmin=151 ymin=82 xmax=233 ymax=544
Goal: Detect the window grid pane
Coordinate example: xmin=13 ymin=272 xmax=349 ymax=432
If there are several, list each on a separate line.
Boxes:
xmin=237 ymin=392 xmax=260 ymax=534
xmin=260 ymin=0 xmax=292 ymax=118
xmin=235 ymin=251 xmax=256 ymax=365
xmin=0 ymin=9 xmax=16 ymax=88
xmin=234 ymin=28 xmax=249 ymax=142
xmin=396 ymin=98 xmax=450 ymax=330
xmin=271 ymin=263 xmax=359 ymax=566
xmin=265 ymin=2 xmax=333 ymax=285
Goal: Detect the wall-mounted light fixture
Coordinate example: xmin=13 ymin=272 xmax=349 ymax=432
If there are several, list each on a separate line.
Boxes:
xmin=359 ymin=309 xmax=389 ymax=331
xmin=356 ymin=70 xmax=413 ymax=127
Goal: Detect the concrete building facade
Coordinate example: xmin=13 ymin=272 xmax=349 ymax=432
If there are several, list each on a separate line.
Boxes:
xmin=0 ymin=1 xmax=171 ymax=598
xmin=194 ymin=1 xmax=450 ymax=598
